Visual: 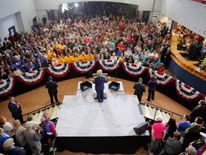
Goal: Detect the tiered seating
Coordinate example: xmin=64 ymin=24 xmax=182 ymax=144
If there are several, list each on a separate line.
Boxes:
xmin=140 ymin=103 xmax=171 ymax=123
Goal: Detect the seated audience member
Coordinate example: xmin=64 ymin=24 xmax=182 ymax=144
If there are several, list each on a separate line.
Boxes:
xmin=178 ymin=114 xmax=191 ymax=136
xmin=164 ymin=131 xmax=183 ymax=155
xmin=23 ymin=123 xmax=42 ymax=155
xmin=42 ymin=113 xmax=57 ymax=152
xmin=190 ymin=100 xmax=206 ymax=123
xmin=13 ymin=120 xmax=26 ymax=147
xmin=3 ymin=138 xmax=25 ymax=155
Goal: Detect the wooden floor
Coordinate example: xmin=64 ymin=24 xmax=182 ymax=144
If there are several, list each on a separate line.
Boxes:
xmin=0 ymin=77 xmax=190 ymax=155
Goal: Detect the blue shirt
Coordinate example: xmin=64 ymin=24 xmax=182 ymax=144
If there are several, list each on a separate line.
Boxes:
xmin=178 ymin=121 xmax=191 ymax=132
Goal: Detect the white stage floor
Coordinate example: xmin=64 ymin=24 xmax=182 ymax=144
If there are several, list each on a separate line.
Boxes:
xmin=56 ymin=82 xmax=146 ymax=137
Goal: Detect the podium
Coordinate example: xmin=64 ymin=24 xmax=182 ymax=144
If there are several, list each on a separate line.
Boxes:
xmin=80 ymin=81 xmax=92 ymax=91
xmin=109 ymin=81 xmax=120 ymax=91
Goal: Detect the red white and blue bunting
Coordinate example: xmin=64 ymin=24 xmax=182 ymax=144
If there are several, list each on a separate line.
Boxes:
xmin=122 ymin=62 xmax=148 ymax=77
xmin=0 ymin=78 xmax=15 ymax=96
xmin=98 ymin=60 xmax=120 ymax=71
xmin=46 ymin=63 xmax=70 ymax=77
xmin=176 ymin=80 xmax=202 ymax=100
xmin=72 ymin=60 xmax=96 ymax=73
xmin=17 ymin=69 xmax=45 ymax=85
xmin=148 ymin=69 xmax=175 ymax=85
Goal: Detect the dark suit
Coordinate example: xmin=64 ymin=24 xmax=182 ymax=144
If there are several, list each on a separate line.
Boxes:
xmin=133 ymin=82 xmax=145 ymax=103
xmin=8 ymin=101 xmax=23 ymax=123
xmin=93 ymin=76 xmax=107 ymax=102
xmin=45 ymin=79 xmax=59 ymax=105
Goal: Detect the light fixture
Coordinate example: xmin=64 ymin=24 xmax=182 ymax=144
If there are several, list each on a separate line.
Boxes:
xmin=74 ymin=3 xmax=79 ymax=7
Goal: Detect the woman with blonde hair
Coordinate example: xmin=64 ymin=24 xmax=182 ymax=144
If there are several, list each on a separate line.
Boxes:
xmin=13 ymin=120 xmax=26 ymax=147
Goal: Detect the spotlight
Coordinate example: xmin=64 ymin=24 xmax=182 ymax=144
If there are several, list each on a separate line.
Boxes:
xmin=74 ymin=3 xmax=79 ymax=7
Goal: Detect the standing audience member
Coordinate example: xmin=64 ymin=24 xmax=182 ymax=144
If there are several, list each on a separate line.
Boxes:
xmin=0 ymin=116 xmax=14 ymax=137
xmin=147 ymin=76 xmax=157 ymax=102
xmin=179 ymin=145 xmax=197 ymax=155
xmin=133 ymin=78 xmax=146 ymax=103
xmin=42 ymin=113 xmax=57 ymax=152
xmin=45 ymin=76 xmax=60 ymax=106
xmin=150 ymin=116 xmax=166 ymax=155
xmin=25 ymin=115 xmax=39 ymax=131
xmin=13 ymin=120 xmax=26 ymax=147
xmin=178 ymin=114 xmax=191 ymax=136
xmin=183 ymin=117 xmax=206 ymax=150
xmin=8 ymin=96 xmax=23 ymax=123
xmin=23 ymin=123 xmax=42 ymax=155
xmin=151 ymin=116 xmax=166 ymax=140
xmin=190 ymin=100 xmax=206 ymax=123
xmin=0 ymin=127 xmax=9 ymax=153
xmin=165 ymin=118 xmax=177 ymax=140
xmin=164 ymin=131 xmax=183 ymax=155
xmin=3 ymin=138 xmax=25 ymax=155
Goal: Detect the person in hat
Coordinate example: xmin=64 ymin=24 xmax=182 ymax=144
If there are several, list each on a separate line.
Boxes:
xmin=93 ymin=69 xmax=107 ymax=103
xmin=151 ymin=116 xmax=166 ymax=140
xmin=45 ymin=76 xmax=60 ymax=106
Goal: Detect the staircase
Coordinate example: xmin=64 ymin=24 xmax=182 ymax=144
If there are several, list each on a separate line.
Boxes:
xmin=140 ymin=102 xmax=181 ymax=123
xmin=23 ymin=104 xmax=62 ymax=124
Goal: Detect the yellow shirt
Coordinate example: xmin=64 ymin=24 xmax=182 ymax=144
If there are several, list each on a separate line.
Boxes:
xmin=73 ymin=56 xmax=80 ymax=62
xmin=86 ymin=53 xmax=94 ymax=61
xmin=57 ymin=57 xmax=64 ymax=64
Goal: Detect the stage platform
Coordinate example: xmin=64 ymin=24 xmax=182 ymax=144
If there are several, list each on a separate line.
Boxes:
xmin=56 ymin=81 xmax=149 ymax=153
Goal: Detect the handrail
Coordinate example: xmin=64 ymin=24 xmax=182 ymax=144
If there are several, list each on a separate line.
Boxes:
xmin=140 ymin=102 xmax=183 ymax=120
xmin=22 ymin=104 xmax=52 ymax=117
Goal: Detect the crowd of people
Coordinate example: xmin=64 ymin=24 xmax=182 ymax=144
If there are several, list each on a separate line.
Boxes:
xmin=176 ymin=26 xmax=206 ymax=71
xmin=0 ymin=15 xmax=171 ymax=82
xmin=1 ymin=14 xmax=206 ymax=155
xmin=0 ymin=97 xmax=57 ymax=155
xmin=149 ymin=99 xmax=206 ymax=155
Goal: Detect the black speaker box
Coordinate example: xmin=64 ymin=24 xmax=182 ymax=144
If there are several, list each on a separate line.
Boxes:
xmin=80 ymin=81 xmax=92 ymax=91
xmin=133 ymin=122 xmax=148 ymax=135
xmin=108 ymin=81 xmax=120 ymax=91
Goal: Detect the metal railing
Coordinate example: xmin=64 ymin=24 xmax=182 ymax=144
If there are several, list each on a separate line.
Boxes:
xmin=140 ymin=102 xmax=183 ymax=121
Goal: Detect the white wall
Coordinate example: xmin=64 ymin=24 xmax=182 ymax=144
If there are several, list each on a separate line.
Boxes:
xmin=0 ymin=14 xmax=19 ymax=39
xmin=34 ymin=0 xmax=154 ymax=11
xmin=0 ymin=0 xmax=36 ymax=35
xmin=161 ymin=0 xmax=206 ymax=38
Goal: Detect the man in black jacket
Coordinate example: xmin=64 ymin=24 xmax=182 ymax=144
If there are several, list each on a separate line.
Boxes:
xmin=133 ymin=78 xmax=146 ymax=103
xmin=8 ymin=96 xmax=23 ymax=123
xmin=45 ymin=76 xmax=60 ymax=106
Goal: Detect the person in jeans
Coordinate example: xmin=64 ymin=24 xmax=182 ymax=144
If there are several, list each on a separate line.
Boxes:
xmin=147 ymin=76 xmax=157 ymax=102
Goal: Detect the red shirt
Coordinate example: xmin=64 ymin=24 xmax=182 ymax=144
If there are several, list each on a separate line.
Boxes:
xmin=152 ymin=122 xmax=166 ymax=139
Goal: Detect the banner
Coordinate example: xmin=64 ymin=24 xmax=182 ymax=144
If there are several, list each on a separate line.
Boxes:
xmin=46 ymin=63 xmax=70 ymax=77
xmin=0 ymin=78 xmax=15 ymax=96
xmin=122 ymin=62 xmax=148 ymax=77
xmin=98 ymin=60 xmax=120 ymax=71
xmin=176 ymin=80 xmax=202 ymax=100
xmin=72 ymin=60 xmax=96 ymax=73
xmin=149 ymin=69 xmax=175 ymax=85
xmin=17 ymin=69 xmax=45 ymax=85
